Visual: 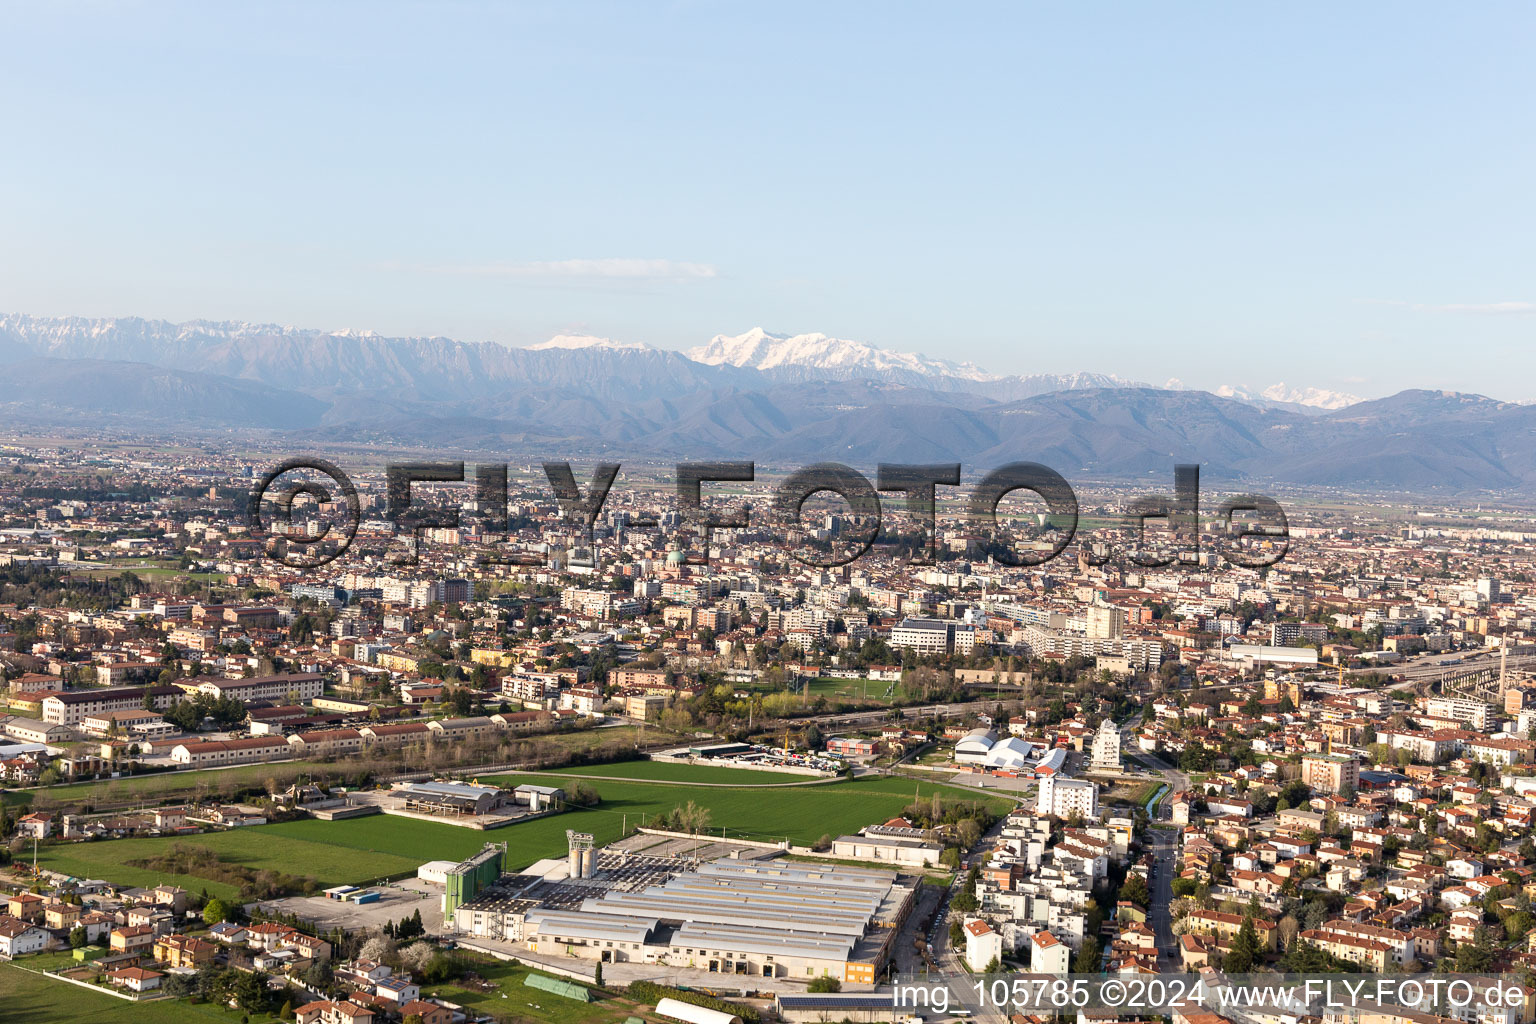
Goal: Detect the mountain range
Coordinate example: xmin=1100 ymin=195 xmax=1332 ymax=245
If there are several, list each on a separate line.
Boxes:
xmin=0 ymin=313 xmax=1525 ymax=493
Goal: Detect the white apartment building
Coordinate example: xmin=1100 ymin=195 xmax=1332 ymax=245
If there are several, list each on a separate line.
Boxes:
xmin=1089 ymin=718 xmax=1122 ymax=771
xmin=1037 ymin=774 xmax=1098 ymax=820
xmin=890 ymin=618 xmax=952 ymax=654
xmin=1423 ymin=696 xmax=1492 ymax=732
xmin=1086 ymin=603 xmax=1124 ymax=640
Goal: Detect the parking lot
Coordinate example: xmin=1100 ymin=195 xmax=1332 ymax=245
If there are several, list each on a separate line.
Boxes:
xmin=254 ymin=876 xmax=446 ymax=934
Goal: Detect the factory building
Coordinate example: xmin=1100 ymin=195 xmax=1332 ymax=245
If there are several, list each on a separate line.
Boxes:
xmin=394 ymin=780 xmax=508 ymax=817
xmin=443 ymin=844 xmax=506 ymax=919
xmin=390 ymin=780 xmax=564 ymax=819
xmin=521 ymin=858 xmax=916 ymax=984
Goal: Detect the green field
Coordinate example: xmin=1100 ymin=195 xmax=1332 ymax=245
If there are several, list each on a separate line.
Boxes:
xmin=422 ymin=955 xmax=648 ymax=1024
xmin=0 ymin=956 xmax=643 ymax=1024
xmin=32 ymin=815 xmax=509 ymax=900
xmin=0 ymin=963 xmax=281 ymax=1024
xmin=483 ymin=772 xmax=1017 ymax=847
xmin=32 ymin=773 xmax=1016 ymax=899
xmin=803 ymin=676 xmax=893 ymax=700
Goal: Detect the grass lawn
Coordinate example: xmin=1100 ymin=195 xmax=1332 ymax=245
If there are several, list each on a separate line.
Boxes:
xmin=0 ymin=962 xmax=283 ymax=1024
xmin=30 ymin=775 xmax=1015 ymax=899
xmin=801 ymin=676 xmax=892 ymax=701
xmin=32 ymin=821 xmax=435 ymax=901
xmin=482 ymin=772 xmax=1017 ymax=847
xmin=544 ymin=724 xmax=683 ymax=755
xmin=423 ymin=954 xmax=652 ymax=1024
xmin=1099 ymin=780 xmax=1164 ymax=808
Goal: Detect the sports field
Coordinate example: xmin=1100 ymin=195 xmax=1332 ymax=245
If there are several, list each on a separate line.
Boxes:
xmin=31 ymin=771 xmax=1015 ymax=900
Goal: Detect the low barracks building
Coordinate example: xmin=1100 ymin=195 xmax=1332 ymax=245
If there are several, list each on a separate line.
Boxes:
xmin=170 ymin=736 xmax=292 ymax=766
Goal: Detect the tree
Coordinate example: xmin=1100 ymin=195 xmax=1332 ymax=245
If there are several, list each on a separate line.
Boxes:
xmin=1456 ymin=937 xmax=1493 ymax=972
xmin=669 ymin=800 xmax=712 ymax=835
xmin=234 ymin=969 xmax=271 ymax=1013
xmin=68 ymin=925 xmax=87 ymax=948
xmin=594 ymin=962 xmax=603 ymax=987
xmin=1278 ymin=915 xmax=1300 ymax=951
xmin=304 ymin=960 xmax=333 ymax=992
xmin=399 ymin=942 xmax=436 ymax=975
xmin=359 ymin=934 xmax=396 ymax=964
xmin=1073 ymin=941 xmax=1102 ymax=973
xmin=1224 ymin=914 xmax=1263 ymax=972
xmin=203 ymin=897 xmax=231 ymax=925
xmin=1119 ymin=873 xmax=1151 ymax=909
xmin=984 ymin=955 xmax=1001 ymax=974
xmin=808 ymin=976 xmax=841 ymax=993
xmin=1223 ymin=943 xmax=1255 ymax=973
xmin=949 ymin=918 xmax=965 ymax=947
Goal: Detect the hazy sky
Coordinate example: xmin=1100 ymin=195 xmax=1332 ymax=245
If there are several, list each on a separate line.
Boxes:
xmin=3 ymin=3 xmax=1533 ymax=399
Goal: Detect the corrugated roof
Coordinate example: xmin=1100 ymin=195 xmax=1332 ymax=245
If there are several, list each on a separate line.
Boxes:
xmin=527 ymin=910 xmax=657 ymax=944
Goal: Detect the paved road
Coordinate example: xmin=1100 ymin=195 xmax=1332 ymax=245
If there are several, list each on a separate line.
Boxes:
xmin=1146 ymin=825 xmax=1180 ymax=968
xmin=1126 ymin=736 xmax=1188 ymax=971
xmin=927 ymin=813 xmax=1011 ymax=1022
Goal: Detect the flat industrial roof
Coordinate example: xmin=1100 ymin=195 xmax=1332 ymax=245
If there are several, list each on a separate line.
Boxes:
xmin=672 ymin=921 xmax=855 ymax=961
xmin=527 ymin=910 xmax=658 ymax=944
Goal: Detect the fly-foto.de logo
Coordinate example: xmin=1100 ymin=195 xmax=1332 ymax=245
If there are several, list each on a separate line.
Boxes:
xmin=247 ymin=459 xmax=1288 ymax=571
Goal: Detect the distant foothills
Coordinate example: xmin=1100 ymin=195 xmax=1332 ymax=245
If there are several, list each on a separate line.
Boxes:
xmin=0 ymin=313 xmax=1532 ymax=494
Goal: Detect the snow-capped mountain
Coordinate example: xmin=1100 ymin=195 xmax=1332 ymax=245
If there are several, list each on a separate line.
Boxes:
xmin=528 ymin=334 xmax=652 ymax=352
xmin=1216 ymin=382 xmax=1361 ymax=411
xmin=688 ymin=327 xmax=995 ymax=384
xmin=685 ymin=326 xmax=1153 ymax=400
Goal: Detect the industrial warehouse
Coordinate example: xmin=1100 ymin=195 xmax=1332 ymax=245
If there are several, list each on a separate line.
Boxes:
xmin=312 ymin=778 xmax=569 ymax=830
xmin=445 ymin=831 xmax=917 ymax=985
